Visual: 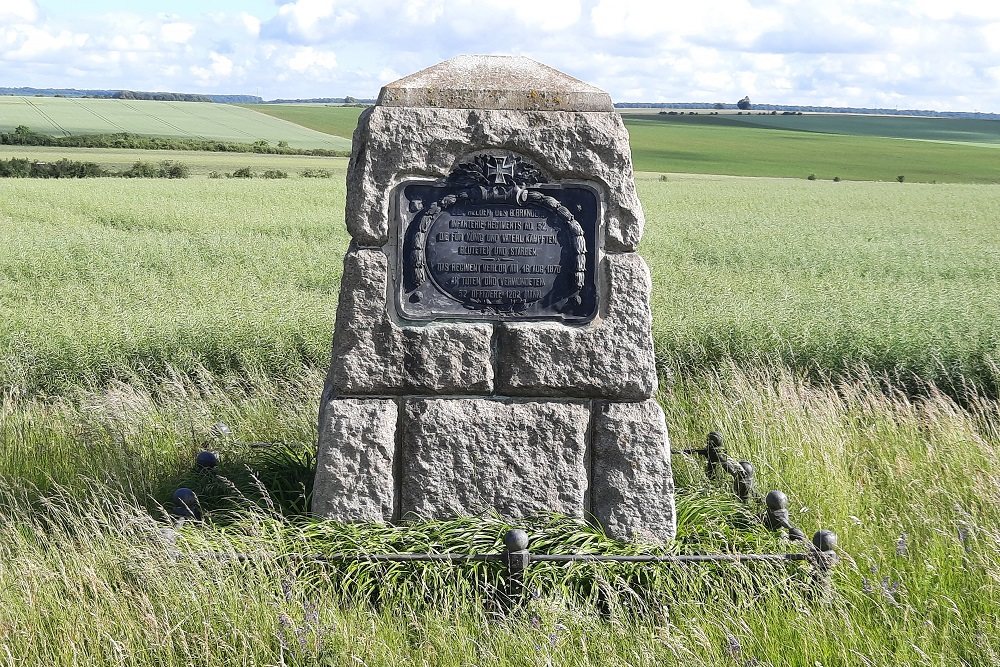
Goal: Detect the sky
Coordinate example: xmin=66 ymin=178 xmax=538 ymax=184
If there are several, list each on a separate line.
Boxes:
xmin=1 ymin=0 xmax=999 ymax=112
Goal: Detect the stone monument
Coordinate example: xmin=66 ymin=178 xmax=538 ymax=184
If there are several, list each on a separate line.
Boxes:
xmin=312 ymin=55 xmax=674 ymax=541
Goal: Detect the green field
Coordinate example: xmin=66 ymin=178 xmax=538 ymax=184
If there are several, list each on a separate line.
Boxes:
xmin=2 ymin=173 xmax=997 ymax=396
xmin=0 ymin=96 xmax=351 ymax=150
xmin=0 ymin=144 xmax=345 ymax=177
xmin=244 ymin=104 xmax=364 ymax=141
xmin=2 ymin=120 xmax=1000 ymax=663
xmin=626 ymin=110 xmax=1000 ymax=144
xmin=623 ymin=114 xmax=1000 ymax=182
xmin=243 ymin=104 xmax=1000 ymax=183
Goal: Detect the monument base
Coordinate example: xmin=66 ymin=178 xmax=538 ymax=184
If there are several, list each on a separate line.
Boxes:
xmin=313 ymin=397 xmax=675 ymax=542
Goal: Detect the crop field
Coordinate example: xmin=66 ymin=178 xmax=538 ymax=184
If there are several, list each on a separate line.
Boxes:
xmin=248 ymin=103 xmax=1000 ymax=183
xmin=2 ymin=172 xmax=997 ymax=396
xmin=624 ymin=110 xmax=1000 ymax=145
xmin=2 ymin=162 xmax=999 ymax=663
xmin=0 ymin=96 xmax=351 ymax=150
xmin=0 ymin=144 xmax=345 ymax=177
xmin=244 ymin=104 xmax=364 ymax=141
xmin=623 ymin=114 xmax=1000 ymax=182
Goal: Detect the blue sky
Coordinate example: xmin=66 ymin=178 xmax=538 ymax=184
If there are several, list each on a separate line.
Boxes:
xmin=2 ymin=0 xmax=999 ymax=111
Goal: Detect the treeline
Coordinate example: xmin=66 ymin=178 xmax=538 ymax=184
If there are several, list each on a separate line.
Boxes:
xmin=261 ymin=97 xmax=375 ymax=104
xmin=614 ymin=101 xmax=1000 ymax=120
xmin=0 ymin=126 xmax=349 ymax=157
xmin=0 ymin=158 xmax=189 ymax=179
xmin=0 ymin=87 xmax=262 ymax=104
xmin=113 ymin=91 xmax=212 ymax=102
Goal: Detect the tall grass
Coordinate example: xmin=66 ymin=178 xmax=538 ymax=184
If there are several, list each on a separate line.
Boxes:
xmin=0 ymin=363 xmax=996 ymax=665
xmin=2 ymin=175 xmax=999 ymax=397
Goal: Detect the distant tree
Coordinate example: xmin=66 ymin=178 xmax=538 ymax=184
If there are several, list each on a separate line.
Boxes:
xmin=343 ymin=95 xmax=357 ymax=104
xmin=713 ymin=102 xmax=724 ymax=110
xmin=737 ymin=96 xmax=752 ymax=110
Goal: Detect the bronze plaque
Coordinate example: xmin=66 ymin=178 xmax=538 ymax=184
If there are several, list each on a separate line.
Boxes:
xmin=396 ymin=153 xmax=599 ymax=322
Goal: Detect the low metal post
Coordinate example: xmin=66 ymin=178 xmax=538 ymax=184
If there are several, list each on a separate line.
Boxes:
xmin=173 ymin=487 xmax=202 ymax=521
xmin=763 ymin=490 xmax=805 ymax=541
xmin=503 ymin=529 xmax=530 ymax=610
xmin=809 ymin=529 xmax=839 ymax=602
xmin=734 ymin=461 xmax=755 ymax=503
xmin=705 ymin=431 xmax=725 ymax=479
xmin=196 ymin=450 xmax=219 ymax=470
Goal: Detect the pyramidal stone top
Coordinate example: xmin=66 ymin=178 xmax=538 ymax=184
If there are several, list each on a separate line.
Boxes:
xmin=376 ymin=55 xmax=614 ymax=112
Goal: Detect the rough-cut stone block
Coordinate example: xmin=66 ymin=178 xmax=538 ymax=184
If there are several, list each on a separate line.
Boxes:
xmin=592 ymin=400 xmax=675 ymax=541
xmin=400 ymin=399 xmax=589 ymax=519
xmin=497 ymin=253 xmax=657 ymax=400
xmin=329 ymin=248 xmax=494 ymax=395
xmin=377 ymin=55 xmax=614 ymax=112
xmin=345 ymin=106 xmax=643 ymax=251
xmin=313 ymin=398 xmax=397 ymax=523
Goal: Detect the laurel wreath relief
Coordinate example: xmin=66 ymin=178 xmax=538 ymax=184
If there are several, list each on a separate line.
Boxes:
xmin=407 ymin=153 xmax=586 ymax=314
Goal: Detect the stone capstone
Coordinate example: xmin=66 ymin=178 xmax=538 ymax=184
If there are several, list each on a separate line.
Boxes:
xmin=591 ymin=400 xmax=675 ymax=541
xmin=399 ymin=398 xmax=589 ymax=519
xmin=345 ymin=106 xmax=643 ymax=252
xmin=313 ymin=398 xmax=397 ymax=523
xmin=329 ymin=247 xmax=494 ymax=396
xmin=376 ymin=55 xmax=614 ymax=112
xmin=497 ymin=253 xmax=658 ymax=399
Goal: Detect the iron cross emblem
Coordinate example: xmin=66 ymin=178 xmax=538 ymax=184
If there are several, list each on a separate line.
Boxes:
xmin=486 ymin=155 xmax=516 ymax=185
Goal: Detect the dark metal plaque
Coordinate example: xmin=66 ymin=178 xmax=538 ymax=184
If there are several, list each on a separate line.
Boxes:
xmin=395 ymin=153 xmax=600 ymax=323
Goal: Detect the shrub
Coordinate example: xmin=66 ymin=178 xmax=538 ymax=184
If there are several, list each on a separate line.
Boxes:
xmin=261 ymin=170 xmax=288 ymax=179
xmin=229 ymin=167 xmax=255 ymax=179
xmin=208 ymin=171 xmax=223 ymax=179
xmin=120 ymin=161 xmax=159 ymax=178
xmin=897 ymin=175 xmax=905 ymax=183
xmin=300 ymin=168 xmax=334 ymax=178
xmin=807 ymin=173 xmax=816 ymax=180
xmin=119 ymin=160 xmax=189 ymax=178
xmin=158 ymin=160 xmax=190 ymax=179
xmin=833 ymin=176 xmax=841 ymax=182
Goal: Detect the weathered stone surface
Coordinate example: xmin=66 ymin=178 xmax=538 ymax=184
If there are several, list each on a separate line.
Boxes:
xmin=345 ymin=106 xmax=643 ymax=252
xmin=328 ymin=248 xmax=494 ymax=395
xmin=497 ymin=253 xmax=657 ymax=399
xmin=377 ymin=55 xmax=614 ymax=112
xmin=592 ymin=400 xmax=675 ymax=541
xmin=400 ymin=399 xmax=589 ymax=519
xmin=313 ymin=398 xmax=398 ymax=523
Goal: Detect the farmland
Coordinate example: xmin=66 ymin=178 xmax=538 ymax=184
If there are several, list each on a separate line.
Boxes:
xmin=623 ymin=113 xmax=1000 ymax=182
xmin=245 ymin=103 xmax=365 ymax=140
xmin=246 ymin=103 xmax=1000 ymax=183
xmin=2 ymin=173 xmax=998 ymax=396
xmin=0 ymin=96 xmax=351 ymax=150
xmin=1 ymin=104 xmax=999 ymax=665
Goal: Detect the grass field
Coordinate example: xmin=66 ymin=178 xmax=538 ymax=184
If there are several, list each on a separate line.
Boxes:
xmin=243 ymin=104 xmax=1000 ymax=183
xmin=625 ymin=111 xmax=1000 ymax=145
xmin=2 ymin=135 xmax=999 ymax=663
xmin=2 ymin=173 xmax=997 ymax=396
xmin=623 ymin=114 xmax=1000 ymax=182
xmin=0 ymin=144 xmax=345 ymax=177
xmin=244 ymin=104 xmax=364 ymax=141
xmin=0 ymin=96 xmax=351 ymax=150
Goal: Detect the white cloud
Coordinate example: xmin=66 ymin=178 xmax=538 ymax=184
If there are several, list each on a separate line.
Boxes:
xmin=1 ymin=0 xmax=999 ymax=113
xmin=1 ymin=25 xmax=89 ymax=61
xmin=286 ymin=46 xmax=337 ymax=73
xmin=0 ymin=0 xmax=39 ymax=24
xmin=241 ymin=12 xmax=262 ymax=36
xmin=190 ymin=52 xmax=235 ymax=84
xmin=160 ymin=21 xmax=195 ymax=44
